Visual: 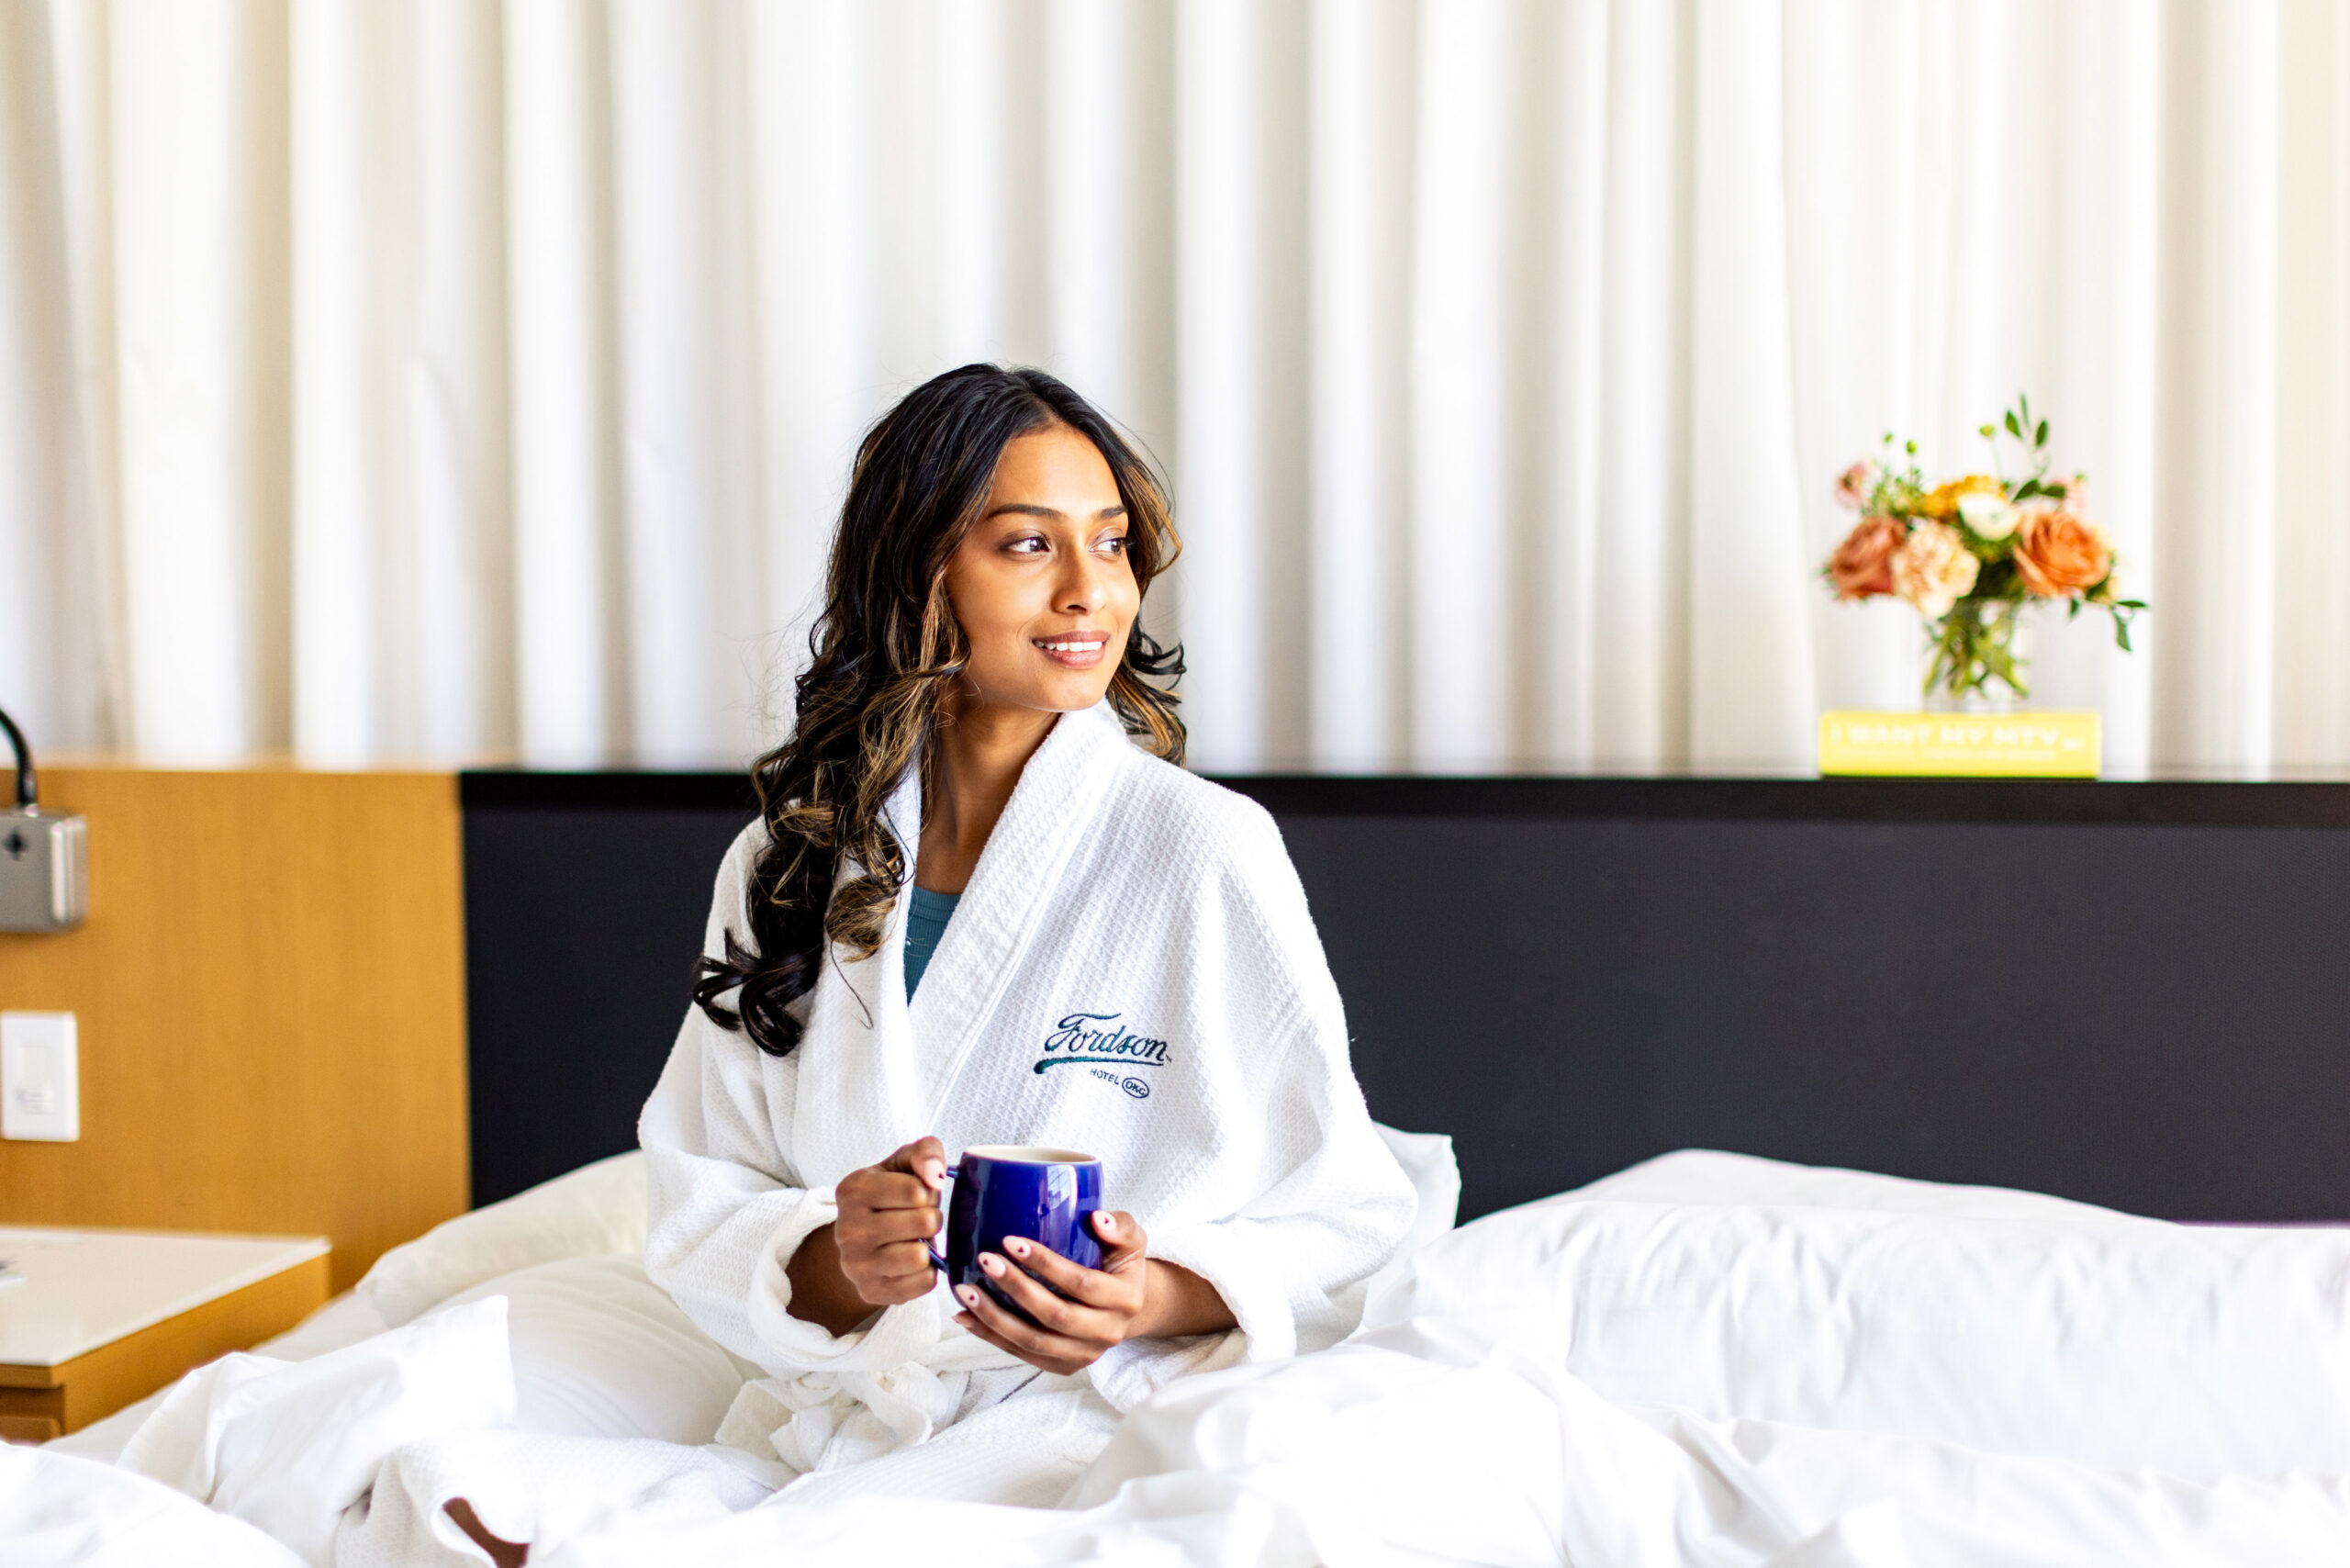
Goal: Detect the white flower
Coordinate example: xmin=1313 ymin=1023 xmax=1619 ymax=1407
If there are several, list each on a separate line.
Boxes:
xmin=1956 ymin=491 xmax=2020 ymax=541
xmin=1891 ymin=521 xmax=1981 ymax=620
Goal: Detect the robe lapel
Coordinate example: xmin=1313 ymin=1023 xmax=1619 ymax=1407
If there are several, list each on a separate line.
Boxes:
xmin=789 ymin=704 xmax=1134 ymax=1178
xmin=789 ymin=766 xmax=927 ymax=1185
xmin=908 ymin=701 xmax=1131 ymax=1123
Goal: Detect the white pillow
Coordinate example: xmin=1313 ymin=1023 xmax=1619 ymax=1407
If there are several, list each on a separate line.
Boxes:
xmin=1365 ymin=1191 xmax=2350 ymax=1480
xmin=1558 ymin=1148 xmax=2137 ymax=1226
xmin=359 ymin=1151 xmax=648 ymax=1327
xmin=1366 ymin=1124 xmax=1460 ymax=1295
xmin=446 ymin=1254 xmax=755 ymax=1445
xmin=1373 ymin=1123 xmax=1460 ymax=1246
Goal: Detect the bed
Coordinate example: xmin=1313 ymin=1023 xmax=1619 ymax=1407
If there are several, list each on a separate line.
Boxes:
xmin=14 ymin=772 xmax=2350 ymax=1563
xmin=21 ymin=1141 xmax=2350 ymax=1565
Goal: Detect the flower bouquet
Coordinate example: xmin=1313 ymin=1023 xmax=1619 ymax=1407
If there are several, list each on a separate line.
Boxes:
xmin=1823 ymin=396 xmax=2143 ymax=705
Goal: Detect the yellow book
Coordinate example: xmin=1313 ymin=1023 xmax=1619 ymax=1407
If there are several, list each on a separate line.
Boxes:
xmin=1818 ymin=711 xmax=2101 ymax=778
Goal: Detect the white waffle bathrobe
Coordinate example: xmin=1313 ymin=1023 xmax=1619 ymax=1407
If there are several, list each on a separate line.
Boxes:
xmin=639 ymin=700 xmax=1416 ymax=1489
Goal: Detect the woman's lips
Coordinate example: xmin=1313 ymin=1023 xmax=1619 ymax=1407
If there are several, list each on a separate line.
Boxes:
xmin=1032 ymin=633 xmax=1110 ymax=670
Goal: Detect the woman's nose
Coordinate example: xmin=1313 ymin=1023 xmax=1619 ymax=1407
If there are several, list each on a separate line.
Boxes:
xmin=1058 ymin=555 xmax=1110 ymax=616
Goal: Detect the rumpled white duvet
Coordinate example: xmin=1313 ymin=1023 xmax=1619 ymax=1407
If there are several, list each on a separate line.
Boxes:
xmin=13 ymin=1148 xmax=2350 ymax=1568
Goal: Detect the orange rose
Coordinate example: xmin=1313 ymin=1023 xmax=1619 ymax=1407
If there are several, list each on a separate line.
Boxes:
xmin=1826 ymin=514 xmax=1904 ymax=599
xmin=2012 ymin=507 xmax=2113 ymax=598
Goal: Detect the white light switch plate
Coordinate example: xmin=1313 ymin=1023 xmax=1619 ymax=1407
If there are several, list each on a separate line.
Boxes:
xmin=2 ymin=1012 xmax=78 ymax=1140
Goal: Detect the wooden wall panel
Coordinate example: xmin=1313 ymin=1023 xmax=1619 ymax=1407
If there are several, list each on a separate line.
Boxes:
xmin=0 ymin=769 xmax=469 ymax=1290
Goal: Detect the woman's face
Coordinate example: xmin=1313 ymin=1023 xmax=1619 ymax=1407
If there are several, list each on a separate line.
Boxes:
xmin=944 ymin=423 xmax=1139 ymax=719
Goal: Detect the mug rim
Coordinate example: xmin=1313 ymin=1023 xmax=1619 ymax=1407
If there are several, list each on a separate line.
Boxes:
xmin=961 ymin=1144 xmax=1098 ymax=1166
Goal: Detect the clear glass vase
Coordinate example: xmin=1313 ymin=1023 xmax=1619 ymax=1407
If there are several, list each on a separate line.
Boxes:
xmin=1922 ymin=599 xmax=2031 ymax=711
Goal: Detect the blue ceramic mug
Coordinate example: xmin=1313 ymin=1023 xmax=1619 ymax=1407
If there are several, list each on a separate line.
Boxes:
xmin=928 ymin=1145 xmax=1104 ymax=1323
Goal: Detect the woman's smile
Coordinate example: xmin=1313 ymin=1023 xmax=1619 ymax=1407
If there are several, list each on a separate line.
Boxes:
xmin=1032 ymin=631 xmax=1110 ymax=668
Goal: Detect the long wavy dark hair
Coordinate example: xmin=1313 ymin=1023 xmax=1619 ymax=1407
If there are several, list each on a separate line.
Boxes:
xmin=691 ymin=364 xmax=1184 ymax=1057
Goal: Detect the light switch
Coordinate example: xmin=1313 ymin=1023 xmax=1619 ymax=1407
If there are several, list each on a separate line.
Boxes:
xmin=2 ymin=1012 xmax=78 ymax=1140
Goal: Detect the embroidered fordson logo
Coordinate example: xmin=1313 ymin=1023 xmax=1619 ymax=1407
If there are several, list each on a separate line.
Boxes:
xmin=1034 ymin=1011 xmax=1171 ymax=1097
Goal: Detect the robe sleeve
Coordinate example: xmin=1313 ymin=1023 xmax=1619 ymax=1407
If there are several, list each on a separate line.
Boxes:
xmin=1088 ymin=798 xmax=1419 ymax=1409
xmin=1136 ymin=1012 xmax=1416 ymax=1354
xmin=637 ymin=823 xmax=854 ymax=1373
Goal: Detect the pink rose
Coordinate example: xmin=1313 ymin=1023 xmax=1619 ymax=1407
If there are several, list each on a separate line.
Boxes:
xmin=1833 ymin=460 xmax=1880 ymax=510
xmin=1826 ymin=514 xmax=1904 ymax=600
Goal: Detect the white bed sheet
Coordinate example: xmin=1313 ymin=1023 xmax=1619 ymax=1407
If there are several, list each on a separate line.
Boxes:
xmin=14 ymin=1147 xmax=2350 ymax=1568
xmin=23 ymin=1313 xmax=2350 ymax=1568
xmin=48 ymin=1289 xmax=391 ymax=1467
xmin=535 ymin=1316 xmax=2350 ymax=1568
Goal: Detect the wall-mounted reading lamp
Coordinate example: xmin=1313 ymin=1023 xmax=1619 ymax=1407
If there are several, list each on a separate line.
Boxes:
xmin=0 ymin=707 xmax=87 ymax=932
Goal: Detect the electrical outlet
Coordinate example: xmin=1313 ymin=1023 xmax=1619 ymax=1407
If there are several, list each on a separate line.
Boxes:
xmin=2 ymin=1012 xmax=79 ymax=1140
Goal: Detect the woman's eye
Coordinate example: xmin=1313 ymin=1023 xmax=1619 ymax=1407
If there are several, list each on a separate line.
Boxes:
xmin=1006 ymin=534 xmax=1048 ymax=555
xmin=1096 ymin=534 xmax=1129 ymax=556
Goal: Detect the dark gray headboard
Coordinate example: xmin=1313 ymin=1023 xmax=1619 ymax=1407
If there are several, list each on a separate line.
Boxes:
xmin=461 ymin=774 xmax=2350 ymax=1224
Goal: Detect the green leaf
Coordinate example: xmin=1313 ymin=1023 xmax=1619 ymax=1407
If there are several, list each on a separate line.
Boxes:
xmin=2035 ymin=419 xmax=2049 ymax=446
xmin=2005 ymin=411 xmax=2022 ymax=438
xmin=1978 ymin=424 xmax=1996 ymax=439
xmin=2015 ymin=477 xmax=2043 ymax=501
xmin=2114 ymin=619 xmax=2133 ymax=653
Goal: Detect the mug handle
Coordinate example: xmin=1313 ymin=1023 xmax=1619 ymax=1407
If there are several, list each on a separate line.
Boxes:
xmin=923 ymin=1166 xmax=957 ymax=1274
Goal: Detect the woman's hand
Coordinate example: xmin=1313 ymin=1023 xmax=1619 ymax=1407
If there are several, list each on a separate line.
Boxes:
xmin=949 ymin=1210 xmax=1236 ymax=1374
xmin=836 ymin=1136 xmax=952 ymax=1303
xmin=786 ymin=1136 xmax=949 ymax=1334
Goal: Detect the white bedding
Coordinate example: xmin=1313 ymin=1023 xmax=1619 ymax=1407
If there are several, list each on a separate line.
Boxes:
xmin=12 ymin=1146 xmax=2350 ymax=1567
xmin=1370 ymin=1192 xmax=2350 ymax=1478
xmin=49 ymin=1290 xmax=395 ymax=1467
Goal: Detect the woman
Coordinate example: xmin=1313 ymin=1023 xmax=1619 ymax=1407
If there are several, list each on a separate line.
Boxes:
xmin=636 ymin=363 xmax=1416 ymax=1507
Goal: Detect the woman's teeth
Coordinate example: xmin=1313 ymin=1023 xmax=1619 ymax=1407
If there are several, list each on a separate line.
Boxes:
xmin=1037 ymin=640 xmax=1103 ymax=653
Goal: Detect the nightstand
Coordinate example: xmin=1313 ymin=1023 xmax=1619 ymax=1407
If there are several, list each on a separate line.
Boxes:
xmin=0 ymin=1226 xmax=330 ymax=1441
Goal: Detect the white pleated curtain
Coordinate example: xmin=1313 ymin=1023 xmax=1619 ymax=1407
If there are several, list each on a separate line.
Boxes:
xmin=2 ymin=1 xmax=2346 ymax=776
